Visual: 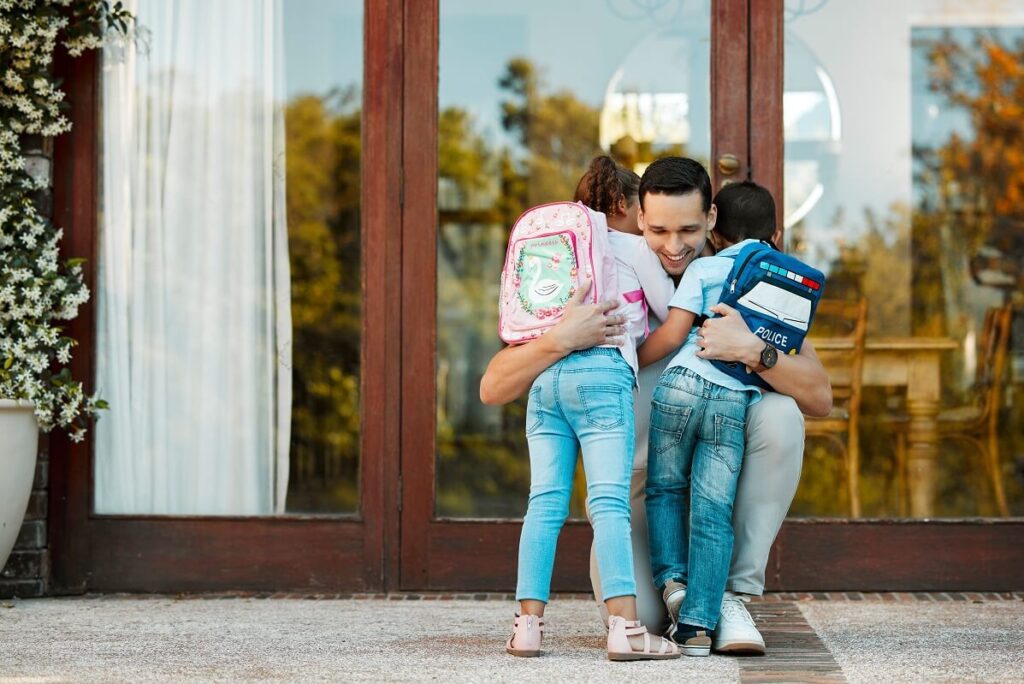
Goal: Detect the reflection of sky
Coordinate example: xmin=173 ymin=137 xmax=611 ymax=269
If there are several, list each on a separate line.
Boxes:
xmin=910 ymin=26 xmax=1024 ymax=208
xmin=440 ymin=0 xmax=711 ymax=152
xmin=282 ymin=0 xmax=362 ymax=99
xmin=784 ymin=1 xmax=1024 ymax=273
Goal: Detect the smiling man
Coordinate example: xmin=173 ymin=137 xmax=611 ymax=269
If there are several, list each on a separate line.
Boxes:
xmin=480 ymin=157 xmax=832 ymax=655
xmin=638 ymin=175 xmax=716 ymax=278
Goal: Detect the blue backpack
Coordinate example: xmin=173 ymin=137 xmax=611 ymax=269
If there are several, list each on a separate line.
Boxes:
xmin=710 ymin=241 xmax=826 ymax=390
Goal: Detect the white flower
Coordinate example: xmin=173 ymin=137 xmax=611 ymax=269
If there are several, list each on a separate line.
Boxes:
xmin=0 ymin=0 xmax=129 ymax=437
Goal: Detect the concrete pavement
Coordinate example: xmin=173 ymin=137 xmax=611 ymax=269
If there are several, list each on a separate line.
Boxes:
xmin=0 ymin=594 xmax=1021 ymax=682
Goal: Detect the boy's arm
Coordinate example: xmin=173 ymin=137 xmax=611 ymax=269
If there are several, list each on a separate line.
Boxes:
xmin=638 ymin=307 xmax=696 ymax=368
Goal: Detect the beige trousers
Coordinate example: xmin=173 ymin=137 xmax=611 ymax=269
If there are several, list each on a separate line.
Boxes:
xmin=589 ymin=389 xmax=805 ymax=630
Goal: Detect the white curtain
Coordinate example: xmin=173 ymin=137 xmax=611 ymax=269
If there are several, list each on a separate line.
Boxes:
xmin=94 ymin=0 xmax=293 ymax=515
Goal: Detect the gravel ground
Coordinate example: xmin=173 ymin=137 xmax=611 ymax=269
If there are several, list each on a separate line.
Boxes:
xmin=2 ymin=596 xmax=1022 ymax=683
xmin=0 ymin=597 xmax=736 ymax=683
xmin=798 ymin=600 xmax=1024 ymax=684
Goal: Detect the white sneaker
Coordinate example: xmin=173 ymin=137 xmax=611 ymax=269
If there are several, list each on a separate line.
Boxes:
xmin=662 ymin=580 xmax=686 ymax=626
xmin=713 ymin=591 xmax=766 ymax=655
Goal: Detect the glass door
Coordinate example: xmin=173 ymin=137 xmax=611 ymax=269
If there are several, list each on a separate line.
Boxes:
xmin=51 ymin=0 xmax=401 ymax=593
xmin=400 ymin=0 xmax=763 ymax=590
xmin=770 ymin=0 xmax=1024 ymax=590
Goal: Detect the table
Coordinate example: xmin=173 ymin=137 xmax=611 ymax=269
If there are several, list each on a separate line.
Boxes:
xmin=809 ymin=337 xmax=959 ymax=517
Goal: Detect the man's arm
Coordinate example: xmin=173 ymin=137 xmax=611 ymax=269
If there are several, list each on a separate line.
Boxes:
xmin=479 ymin=282 xmax=627 ymax=406
xmin=695 ymin=303 xmax=833 ymax=417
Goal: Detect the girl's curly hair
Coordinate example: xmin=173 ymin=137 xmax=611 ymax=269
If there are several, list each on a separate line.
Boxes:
xmin=573 ymin=155 xmax=640 ymax=215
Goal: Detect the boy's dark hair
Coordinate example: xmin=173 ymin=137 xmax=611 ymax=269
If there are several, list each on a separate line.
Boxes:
xmin=573 ymin=155 xmax=641 ymax=214
xmin=638 ymin=156 xmax=712 ymax=212
xmin=712 ymin=181 xmax=776 ymax=244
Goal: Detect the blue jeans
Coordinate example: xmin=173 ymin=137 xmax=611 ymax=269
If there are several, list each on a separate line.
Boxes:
xmin=646 ymin=367 xmax=748 ymax=629
xmin=516 ymin=348 xmax=636 ymax=604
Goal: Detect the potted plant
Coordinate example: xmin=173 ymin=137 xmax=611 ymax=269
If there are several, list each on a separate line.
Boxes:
xmin=0 ymin=0 xmax=130 ymax=571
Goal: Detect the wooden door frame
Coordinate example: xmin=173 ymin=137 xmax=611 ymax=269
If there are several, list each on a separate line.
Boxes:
xmin=398 ymin=0 xmax=1024 ymax=592
xmin=48 ymin=0 xmax=403 ymax=593
xmin=47 ymin=0 xmax=1024 ymax=595
xmin=398 ymin=0 xmax=757 ymax=592
xmin=744 ymin=0 xmax=1024 ymax=590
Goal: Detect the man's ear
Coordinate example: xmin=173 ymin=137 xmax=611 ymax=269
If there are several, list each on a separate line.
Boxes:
xmin=707 ymin=204 xmax=718 ymax=232
xmin=637 ymin=207 xmax=646 ymax=232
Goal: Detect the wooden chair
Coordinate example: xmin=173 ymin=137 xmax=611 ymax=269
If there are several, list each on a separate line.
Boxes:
xmin=804 ymin=298 xmax=869 ymax=517
xmin=892 ymin=303 xmax=1014 ymax=517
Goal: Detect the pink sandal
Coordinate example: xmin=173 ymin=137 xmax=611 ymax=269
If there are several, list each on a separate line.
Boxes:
xmin=607 ymin=615 xmax=681 ymax=661
xmin=505 ymin=614 xmax=544 ymax=657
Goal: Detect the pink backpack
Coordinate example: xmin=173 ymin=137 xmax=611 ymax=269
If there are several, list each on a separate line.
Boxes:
xmin=498 ymin=201 xmax=619 ymax=344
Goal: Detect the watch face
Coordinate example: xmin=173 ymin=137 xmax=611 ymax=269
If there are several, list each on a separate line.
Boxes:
xmin=761 ymin=344 xmax=779 ymax=369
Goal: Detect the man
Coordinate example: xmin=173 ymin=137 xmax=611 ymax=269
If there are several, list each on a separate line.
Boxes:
xmin=480 ymin=157 xmax=832 ymax=654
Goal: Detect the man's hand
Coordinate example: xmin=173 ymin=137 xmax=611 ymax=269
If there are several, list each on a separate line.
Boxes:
xmin=545 ymin=279 xmax=627 ymax=354
xmin=479 ymin=279 xmax=628 ymax=405
xmin=695 ymin=302 xmax=834 ymax=415
xmin=694 ymin=302 xmax=762 ymax=367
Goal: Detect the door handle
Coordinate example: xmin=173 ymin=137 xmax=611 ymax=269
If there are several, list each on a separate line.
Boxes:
xmin=718 ymin=154 xmax=741 ymax=176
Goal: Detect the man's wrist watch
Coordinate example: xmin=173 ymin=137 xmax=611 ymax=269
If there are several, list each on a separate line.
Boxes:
xmin=759 ymin=342 xmax=779 ymax=370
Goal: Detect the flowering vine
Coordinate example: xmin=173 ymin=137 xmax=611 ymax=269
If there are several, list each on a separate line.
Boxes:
xmin=0 ymin=0 xmax=131 ymax=439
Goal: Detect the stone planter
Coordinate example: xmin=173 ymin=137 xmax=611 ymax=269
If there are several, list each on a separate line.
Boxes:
xmin=0 ymin=400 xmax=38 ymax=571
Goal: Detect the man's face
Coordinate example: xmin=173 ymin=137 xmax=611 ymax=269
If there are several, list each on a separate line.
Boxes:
xmin=638 ymin=191 xmax=716 ymax=278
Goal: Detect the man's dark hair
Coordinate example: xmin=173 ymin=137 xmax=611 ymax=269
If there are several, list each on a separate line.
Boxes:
xmin=638 ymin=156 xmax=712 ymax=212
xmin=712 ymin=181 xmax=776 ymax=244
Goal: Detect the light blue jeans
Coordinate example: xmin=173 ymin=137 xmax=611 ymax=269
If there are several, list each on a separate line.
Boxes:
xmin=516 ymin=348 xmax=636 ymax=603
xmin=646 ymin=367 xmax=748 ymax=629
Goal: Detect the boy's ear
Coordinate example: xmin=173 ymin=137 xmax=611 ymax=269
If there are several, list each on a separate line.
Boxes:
xmin=708 ymin=227 xmax=723 ymax=251
xmin=615 ymin=196 xmax=628 ymax=217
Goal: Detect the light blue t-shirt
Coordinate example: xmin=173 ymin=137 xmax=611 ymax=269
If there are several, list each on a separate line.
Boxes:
xmin=666 ymin=239 xmax=763 ymax=406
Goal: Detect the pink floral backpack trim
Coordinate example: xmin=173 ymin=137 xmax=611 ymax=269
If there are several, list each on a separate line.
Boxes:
xmin=498 ymin=202 xmax=618 ymax=344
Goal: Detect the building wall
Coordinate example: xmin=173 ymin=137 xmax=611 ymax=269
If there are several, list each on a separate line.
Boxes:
xmin=0 ymin=135 xmax=54 ymax=599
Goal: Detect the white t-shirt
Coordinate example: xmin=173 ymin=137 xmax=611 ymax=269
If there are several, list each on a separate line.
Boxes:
xmin=604 ymin=230 xmax=675 ymax=379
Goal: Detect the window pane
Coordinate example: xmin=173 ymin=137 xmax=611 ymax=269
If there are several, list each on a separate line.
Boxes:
xmin=435 ymin=0 xmax=711 ymax=517
xmin=94 ymin=0 xmax=362 ymax=515
xmin=784 ymin=0 xmax=1024 ymax=518
xmin=281 ymin=0 xmax=363 ymax=514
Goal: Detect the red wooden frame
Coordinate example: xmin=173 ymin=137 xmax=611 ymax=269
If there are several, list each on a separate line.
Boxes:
xmin=396 ymin=0 xmax=1024 ymax=593
xmin=48 ymin=0 xmax=404 ymax=593
xmin=397 ymin=0 xmax=757 ymax=591
xmin=47 ymin=0 xmax=1024 ymax=594
xmin=748 ymin=0 xmax=785 ymax=238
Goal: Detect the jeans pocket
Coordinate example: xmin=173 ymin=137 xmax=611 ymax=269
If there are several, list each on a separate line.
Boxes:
xmin=650 ymin=399 xmax=690 ymax=456
xmin=526 ymin=385 xmax=543 ymax=435
xmin=712 ymin=413 xmax=745 ymax=473
xmin=577 ymin=385 xmax=625 ymax=430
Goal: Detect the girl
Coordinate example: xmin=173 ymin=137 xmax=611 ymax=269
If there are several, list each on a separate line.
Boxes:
xmin=505 ymin=157 xmax=676 ymax=661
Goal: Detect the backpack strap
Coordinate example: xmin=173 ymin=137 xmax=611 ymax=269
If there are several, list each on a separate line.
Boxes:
xmin=622 ymin=289 xmax=649 ymax=336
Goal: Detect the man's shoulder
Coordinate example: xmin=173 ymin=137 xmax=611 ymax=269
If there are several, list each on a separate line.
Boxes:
xmin=608 ymin=230 xmax=660 ymax=274
xmin=607 ymin=230 xmax=647 ymax=252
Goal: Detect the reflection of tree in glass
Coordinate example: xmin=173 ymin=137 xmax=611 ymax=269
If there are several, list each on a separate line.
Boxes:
xmin=284 ymin=89 xmax=362 ymax=513
xmin=913 ymin=31 xmax=1022 ymax=515
xmin=795 ymin=31 xmax=1024 ymax=517
xmin=436 ymin=58 xmax=610 ymax=518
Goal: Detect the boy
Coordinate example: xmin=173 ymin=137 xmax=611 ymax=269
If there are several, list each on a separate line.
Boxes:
xmin=637 ymin=181 xmax=778 ymax=656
